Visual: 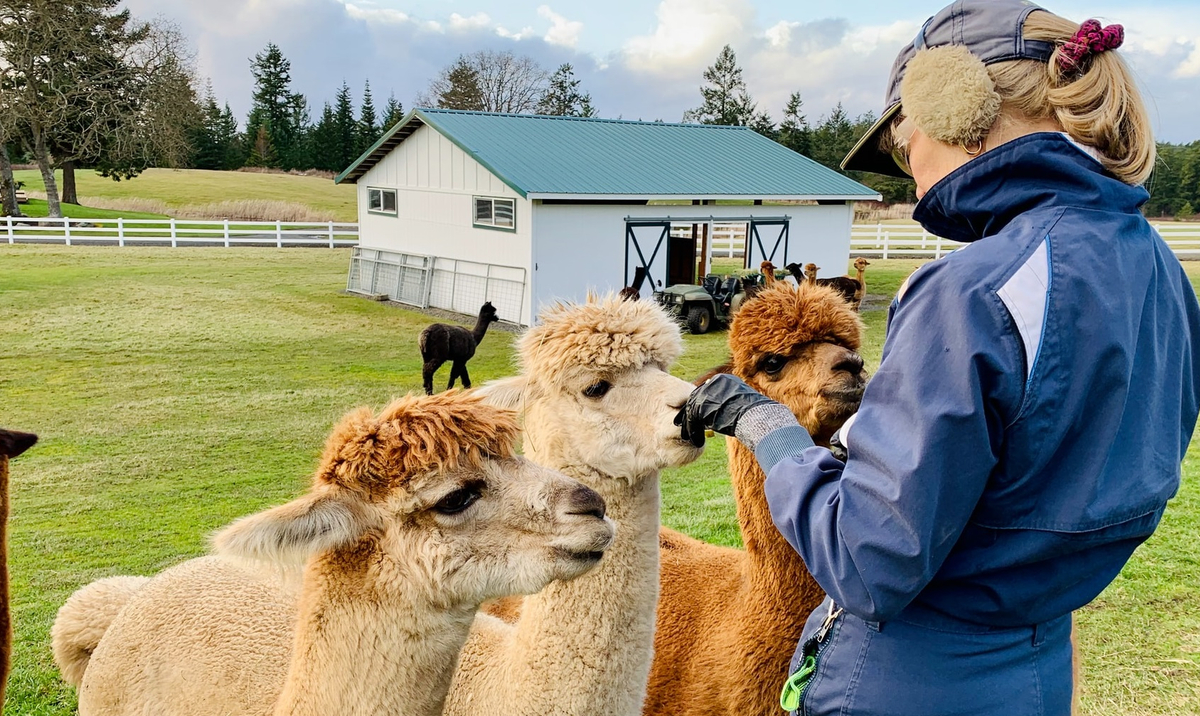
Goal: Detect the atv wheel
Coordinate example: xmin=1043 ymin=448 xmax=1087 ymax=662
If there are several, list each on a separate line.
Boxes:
xmin=686 ymin=305 xmax=713 ymax=334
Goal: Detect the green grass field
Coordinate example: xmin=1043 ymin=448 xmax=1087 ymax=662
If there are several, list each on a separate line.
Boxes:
xmin=14 ymin=168 xmax=357 ymax=222
xmin=0 ymin=250 xmax=1195 ymax=714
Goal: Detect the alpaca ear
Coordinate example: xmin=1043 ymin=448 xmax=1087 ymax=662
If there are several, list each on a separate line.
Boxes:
xmin=476 ymin=376 xmax=529 ymax=410
xmin=212 ymin=492 xmax=382 ymax=566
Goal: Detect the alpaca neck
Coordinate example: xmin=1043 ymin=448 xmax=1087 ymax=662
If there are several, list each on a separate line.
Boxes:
xmin=507 ymin=461 xmax=662 ymax=714
xmin=856 ymin=266 xmax=866 ymax=288
xmin=275 ymin=551 xmax=475 ymax=716
xmin=727 ymin=438 xmax=823 ymax=611
xmin=471 ymin=316 xmax=492 ymax=346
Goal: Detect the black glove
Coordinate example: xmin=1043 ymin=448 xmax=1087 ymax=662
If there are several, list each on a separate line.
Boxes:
xmin=675 ymin=373 xmax=776 ymax=447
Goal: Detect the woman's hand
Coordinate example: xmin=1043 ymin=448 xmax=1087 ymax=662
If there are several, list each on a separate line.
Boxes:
xmin=675 ymin=373 xmax=777 ymax=447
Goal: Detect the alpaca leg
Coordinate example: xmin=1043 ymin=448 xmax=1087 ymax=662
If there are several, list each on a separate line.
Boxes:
xmin=423 ymin=360 xmax=444 ymax=395
xmin=447 ymin=362 xmax=463 ymax=391
xmin=460 ymin=363 xmax=472 ymax=389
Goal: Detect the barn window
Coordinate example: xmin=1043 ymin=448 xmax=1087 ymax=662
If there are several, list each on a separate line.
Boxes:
xmin=473 ymin=196 xmax=516 ymax=231
xmin=368 ymin=187 xmax=397 ymax=215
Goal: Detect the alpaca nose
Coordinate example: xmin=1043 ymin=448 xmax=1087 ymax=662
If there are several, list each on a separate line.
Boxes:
xmin=565 ymin=485 xmax=607 ymax=520
xmin=833 ymin=351 xmax=864 ymax=377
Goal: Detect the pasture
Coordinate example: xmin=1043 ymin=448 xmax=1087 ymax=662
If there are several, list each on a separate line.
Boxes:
xmin=0 ymin=247 xmax=1195 ymax=715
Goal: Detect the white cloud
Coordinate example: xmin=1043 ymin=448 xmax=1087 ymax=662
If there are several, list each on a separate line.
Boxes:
xmin=448 ymin=12 xmax=491 ymax=33
xmin=1176 ymin=43 xmax=1200 ymax=77
xmin=764 ymin=21 xmax=797 ymax=49
xmin=622 ymin=0 xmax=753 ymax=72
xmin=496 ymin=25 xmax=536 ymax=41
xmin=342 ymin=2 xmax=408 ymax=24
xmin=538 ymin=6 xmax=583 ymax=48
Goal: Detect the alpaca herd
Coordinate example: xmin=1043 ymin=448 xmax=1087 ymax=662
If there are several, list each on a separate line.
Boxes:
xmin=48 ymin=267 xmax=875 ymax=715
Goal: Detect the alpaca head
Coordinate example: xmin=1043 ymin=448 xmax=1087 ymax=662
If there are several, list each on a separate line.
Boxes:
xmin=480 ymin=295 xmax=702 ymax=486
xmin=481 ymin=301 xmax=500 ymax=323
xmin=803 ymin=263 xmax=819 ymax=279
xmin=728 ymin=282 xmax=866 ymax=445
xmin=760 ymin=261 xmax=775 ymax=275
xmin=213 ymin=392 xmax=614 ymax=608
xmin=854 ymin=257 xmax=871 ymax=271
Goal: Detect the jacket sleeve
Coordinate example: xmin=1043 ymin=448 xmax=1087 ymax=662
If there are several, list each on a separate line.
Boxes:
xmin=764 ymin=262 xmax=1024 ymax=623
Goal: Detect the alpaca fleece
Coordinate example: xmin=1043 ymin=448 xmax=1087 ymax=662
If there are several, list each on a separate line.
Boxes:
xmin=902 ymin=45 xmax=1001 ymax=146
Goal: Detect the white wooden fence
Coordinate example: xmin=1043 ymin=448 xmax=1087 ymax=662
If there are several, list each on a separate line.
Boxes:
xmin=849 ymin=222 xmax=1200 ymax=259
xmin=1 ymin=216 xmax=358 ymax=247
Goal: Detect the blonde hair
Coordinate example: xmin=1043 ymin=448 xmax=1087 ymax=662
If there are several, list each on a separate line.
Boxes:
xmin=988 ymin=10 xmax=1154 ymax=185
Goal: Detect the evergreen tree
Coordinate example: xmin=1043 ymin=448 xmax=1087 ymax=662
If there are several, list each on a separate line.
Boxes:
xmin=381 ymin=93 xmax=404 ymax=131
xmin=436 ymin=57 xmax=485 ymax=111
xmin=218 ymin=102 xmax=243 ymax=169
xmin=536 ymin=64 xmax=595 ymax=117
xmin=244 ymin=43 xmax=307 ymax=169
xmin=356 ymin=80 xmax=378 ymax=156
xmin=778 ymin=91 xmax=812 ymax=157
xmin=246 ymin=125 xmax=277 ymax=167
xmin=309 ymin=102 xmax=338 ymax=171
xmin=332 ymin=80 xmax=357 ymax=170
xmin=684 ymin=45 xmax=757 ymax=126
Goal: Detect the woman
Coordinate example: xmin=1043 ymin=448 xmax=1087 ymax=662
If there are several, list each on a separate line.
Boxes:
xmin=678 ymin=1 xmax=1200 ymax=714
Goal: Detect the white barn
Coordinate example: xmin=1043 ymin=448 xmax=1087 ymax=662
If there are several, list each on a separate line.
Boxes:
xmin=337 ymin=109 xmax=879 ymax=326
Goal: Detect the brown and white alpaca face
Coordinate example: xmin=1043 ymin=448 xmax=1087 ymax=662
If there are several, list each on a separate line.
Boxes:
xmin=854 ymin=257 xmax=871 ymax=271
xmin=213 ymin=393 xmax=613 ymax=609
xmin=480 ymin=295 xmax=703 ymax=485
xmin=729 ymin=283 xmax=867 ymax=446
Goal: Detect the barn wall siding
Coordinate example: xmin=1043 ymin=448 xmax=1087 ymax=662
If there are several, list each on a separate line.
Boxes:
xmin=356 ymin=125 xmax=533 ymax=324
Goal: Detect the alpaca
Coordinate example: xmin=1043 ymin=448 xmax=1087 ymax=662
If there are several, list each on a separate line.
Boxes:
xmin=445 ymin=295 xmax=704 ymax=716
xmin=760 ymin=260 xmax=777 ymax=286
xmin=619 ymin=266 xmax=648 ymax=301
xmin=52 ymin=392 xmax=615 ymax=716
xmin=420 ymin=301 xmax=499 ymax=395
xmin=0 ymin=428 xmax=36 ymax=707
xmin=785 ymin=261 xmax=868 ymax=310
xmin=852 ymin=257 xmax=871 ymax=309
xmin=644 ymin=281 xmax=868 ymax=716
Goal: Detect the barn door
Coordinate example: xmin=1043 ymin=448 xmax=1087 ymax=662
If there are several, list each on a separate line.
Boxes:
xmin=743 ymin=219 xmax=790 ymax=269
xmin=625 ymin=221 xmax=671 ymax=292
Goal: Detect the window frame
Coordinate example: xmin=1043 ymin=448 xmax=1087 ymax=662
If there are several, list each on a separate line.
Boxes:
xmin=473 ymin=196 xmax=517 ymax=232
xmin=367 ymin=187 xmax=398 ymax=216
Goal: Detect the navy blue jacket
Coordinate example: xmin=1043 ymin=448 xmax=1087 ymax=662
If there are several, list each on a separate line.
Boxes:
xmin=763 ymin=133 xmax=1200 ymax=627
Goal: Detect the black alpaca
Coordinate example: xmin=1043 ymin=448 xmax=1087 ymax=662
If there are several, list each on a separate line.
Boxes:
xmin=419 ymin=301 xmax=499 ymax=395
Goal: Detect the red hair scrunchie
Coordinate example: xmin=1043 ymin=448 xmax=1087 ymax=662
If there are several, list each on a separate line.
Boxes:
xmin=1058 ymin=19 xmax=1124 ymax=74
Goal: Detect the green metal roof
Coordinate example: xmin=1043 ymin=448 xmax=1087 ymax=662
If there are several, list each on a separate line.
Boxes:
xmin=336 ymin=108 xmax=879 ymax=200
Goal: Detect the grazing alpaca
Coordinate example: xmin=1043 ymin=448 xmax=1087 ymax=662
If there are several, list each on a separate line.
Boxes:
xmin=52 ymin=392 xmax=614 ymax=716
xmin=0 ymin=429 xmax=36 ymax=707
xmin=447 ymin=295 xmax=703 ymax=716
xmin=420 ymin=301 xmax=499 ymax=395
xmin=619 ymin=266 xmax=648 ymax=301
xmin=645 ymin=281 xmax=868 ymax=716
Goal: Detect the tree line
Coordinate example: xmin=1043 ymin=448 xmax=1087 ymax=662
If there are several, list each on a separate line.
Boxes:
xmin=2 ymin=3 xmax=1194 ymax=220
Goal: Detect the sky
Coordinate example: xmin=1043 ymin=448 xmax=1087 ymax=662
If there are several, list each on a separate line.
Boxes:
xmin=121 ymin=0 xmax=1200 ymax=143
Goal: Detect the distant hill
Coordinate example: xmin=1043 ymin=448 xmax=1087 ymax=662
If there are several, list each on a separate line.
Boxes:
xmin=13 ymin=168 xmax=358 ymax=222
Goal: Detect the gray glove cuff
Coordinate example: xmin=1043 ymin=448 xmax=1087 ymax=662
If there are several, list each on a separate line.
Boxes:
xmin=734 ymin=402 xmax=802 ymax=451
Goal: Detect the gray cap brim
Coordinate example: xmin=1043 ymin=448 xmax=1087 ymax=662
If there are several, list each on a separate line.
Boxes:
xmin=841 ymin=102 xmax=905 ymax=177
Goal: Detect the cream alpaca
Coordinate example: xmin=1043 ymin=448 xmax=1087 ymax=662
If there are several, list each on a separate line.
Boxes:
xmin=445 ymin=295 xmax=703 ymax=716
xmin=52 ymin=392 xmax=613 ymax=716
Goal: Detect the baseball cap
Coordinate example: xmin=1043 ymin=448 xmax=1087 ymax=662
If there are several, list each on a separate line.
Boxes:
xmin=841 ymin=0 xmax=1056 ymax=177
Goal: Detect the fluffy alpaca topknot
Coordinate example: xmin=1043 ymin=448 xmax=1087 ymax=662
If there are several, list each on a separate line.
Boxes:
xmin=519 ymin=294 xmax=683 ymax=388
xmin=901 ymin=45 xmax=1001 ymax=146
xmin=729 ymin=282 xmax=863 ymax=376
xmin=315 ymin=391 xmax=519 ymax=500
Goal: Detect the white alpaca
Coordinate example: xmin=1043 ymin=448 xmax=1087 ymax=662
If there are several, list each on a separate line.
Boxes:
xmin=52 ymin=392 xmax=614 ymax=716
xmin=444 ymin=295 xmax=703 ymax=716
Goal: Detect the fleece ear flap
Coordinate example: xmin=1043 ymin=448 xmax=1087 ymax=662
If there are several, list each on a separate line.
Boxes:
xmin=901 ymin=45 xmax=1001 ymax=147
xmin=212 ymin=491 xmax=383 ymax=566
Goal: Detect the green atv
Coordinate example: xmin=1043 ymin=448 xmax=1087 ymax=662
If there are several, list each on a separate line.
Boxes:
xmin=655 ymin=271 xmax=771 ymax=334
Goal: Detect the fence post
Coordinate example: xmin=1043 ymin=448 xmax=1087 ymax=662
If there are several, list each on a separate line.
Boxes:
xmin=875 ymin=222 xmax=883 ymax=250
xmin=64 ymin=217 xmax=71 ymax=246
xmin=223 ymin=219 xmax=230 ymax=248
xmin=276 ymin=220 xmax=283 ymax=248
xmin=5 ymin=216 xmax=11 ymax=244
xmin=118 ymin=217 xmax=124 ymax=247
xmin=935 ymin=234 xmax=943 ymax=259
xmin=170 ymin=218 xmax=177 ymax=248
xmin=328 ymin=221 xmax=335 ymax=248
xmin=881 ymin=226 xmax=889 ymax=260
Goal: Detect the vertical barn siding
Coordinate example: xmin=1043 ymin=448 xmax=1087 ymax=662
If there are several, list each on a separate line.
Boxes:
xmin=357 ymin=125 xmax=533 ymax=324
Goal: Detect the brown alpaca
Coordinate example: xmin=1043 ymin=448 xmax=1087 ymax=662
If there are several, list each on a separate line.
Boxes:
xmin=644 ymin=282 xmax=867 ymax=716
xmin=0 ymin=428 xmax=36 ymax=707
xmin=803 ymin=262 xmax=819 ymax=285
xmin=852 ymin=257 xmax=871 ymax=310
xmin=760 ymin=261 xmax=776 ymax=286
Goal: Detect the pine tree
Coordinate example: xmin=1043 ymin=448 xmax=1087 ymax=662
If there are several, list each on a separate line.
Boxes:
xmin=245 ymin=43 xmax=307 ymax=169
xmin=332 ymin=81 xmax=357 ymax=170
xmin=246 ymin=125 xmax=277 ymax=167
xmin=356 ymin=80 xmax=378 ymax=156
xmin=536 ymin=64 xmax=595 ymax=117
xmin=684 ymin=45 xmax=757 ymax=126
xmin=381 ymin=93 xmax=404 ymax=132
xmin=437 ymin=57 xmax=485 ymax=111
xmin=778 ymin=91 xmax=812 ymax=157
xmin=309 ymin=102 xmax=338 ymax=171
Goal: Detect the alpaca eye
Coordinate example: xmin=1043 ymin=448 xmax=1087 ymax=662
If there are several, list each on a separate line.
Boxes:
xmin=759 ymin=354 xmax=789 ymax=375
xmin=582 ymin=380 xmax=612 ymax=399
xmin=434 ymin=485 xmax=483 ymax=515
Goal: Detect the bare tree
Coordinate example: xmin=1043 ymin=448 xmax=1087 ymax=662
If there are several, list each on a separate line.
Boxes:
xmin=419 ymin=51 xmax=548 ymax=114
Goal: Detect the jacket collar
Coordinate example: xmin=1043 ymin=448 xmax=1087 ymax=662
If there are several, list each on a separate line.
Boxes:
xmin=912 ymin=133 xmax=1149 ymax=244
